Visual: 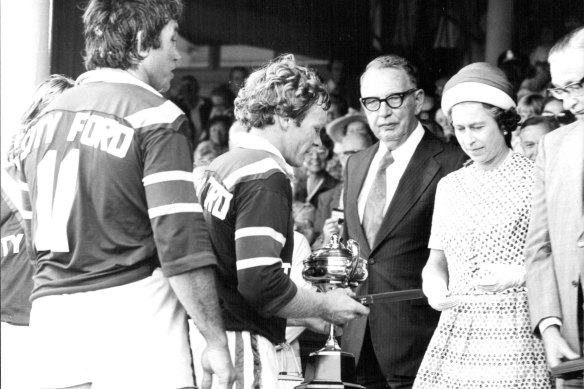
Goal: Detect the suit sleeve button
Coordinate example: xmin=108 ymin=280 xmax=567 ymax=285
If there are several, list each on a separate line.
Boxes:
xmin=572 ymin=280 xmax=579 ymax=287
xmin=369 ymin=258 xmax=376 ymax=265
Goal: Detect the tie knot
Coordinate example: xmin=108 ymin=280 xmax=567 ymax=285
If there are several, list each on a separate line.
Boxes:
xmin=379 ymin=151 xmax=394 ymax=171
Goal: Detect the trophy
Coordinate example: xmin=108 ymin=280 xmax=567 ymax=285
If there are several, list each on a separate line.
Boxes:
xmin=296 ymin=233 xmax=368 ymax=389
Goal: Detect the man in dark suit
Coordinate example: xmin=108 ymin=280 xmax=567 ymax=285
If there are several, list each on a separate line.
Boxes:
xmin=341 ymin=55 xmax=466 ymax=388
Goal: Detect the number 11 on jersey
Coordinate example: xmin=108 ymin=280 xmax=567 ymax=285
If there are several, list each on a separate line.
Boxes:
xmin=35 ymin=149 xmax=80 ymax=252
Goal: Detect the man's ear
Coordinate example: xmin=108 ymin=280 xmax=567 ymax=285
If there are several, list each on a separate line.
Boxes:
xmin=414 ymin=89 xmax=425 ymax=115
xmin=275 ymin=115 xmax=291 ymax=132
xmin=136 ymin=30 xmax=149 ymax=57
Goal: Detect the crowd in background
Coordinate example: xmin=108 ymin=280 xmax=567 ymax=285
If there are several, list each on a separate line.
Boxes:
xmin=1 ymin=0 xmax=582 ymax=387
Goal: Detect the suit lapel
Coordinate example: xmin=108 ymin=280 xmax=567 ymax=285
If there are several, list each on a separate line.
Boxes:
xmin=559 ymin=123 xmax=584 ymax=233
xmin=371 ymin=131 xmax=442 ymax=251
xmin=346 ymin=144 xmax=379 ymax=254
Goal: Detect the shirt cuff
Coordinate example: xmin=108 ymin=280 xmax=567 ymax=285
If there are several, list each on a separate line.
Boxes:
xmin=538 ymin=317 xmax=562 ymax=334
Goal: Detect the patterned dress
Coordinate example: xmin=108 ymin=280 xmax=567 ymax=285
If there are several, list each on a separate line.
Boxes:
xmin=413 ymin=153 xmax=553 ymax=389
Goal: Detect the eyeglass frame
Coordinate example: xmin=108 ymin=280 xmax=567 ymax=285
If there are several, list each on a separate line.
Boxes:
xmin=360 ymin=88 xmax=419 ymax=112
xmin=547 ymin=76 xmax=584 ymax=100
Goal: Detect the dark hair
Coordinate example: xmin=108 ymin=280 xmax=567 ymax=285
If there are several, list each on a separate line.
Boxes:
xmin=83 ymin=0 xmax=183 ymax=70
xmin=208 ymin=115 xmax=233 ymax=132
xmin=329 ymin=93 xmax=349 ymax=116
xmin=361 ymin=55 xmax=418 ymax=88
xmin=481 ymin=103 xmax=520 ymax=148
xmin=229 ymin=66 xmax=249 ymax=80
xmin=211 ymin=85 xmax=236 ymax=107
xmin=234 ymin=54 xmax=330 ymax=129
xmin=518 ymin=93 xmax=545 ymax=116
xmin=520 ymin=115 xmax=559 ymax=133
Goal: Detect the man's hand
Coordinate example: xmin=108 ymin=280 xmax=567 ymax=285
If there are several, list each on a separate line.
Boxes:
xmin=320 ymin=288 xmax=369 ymax=325
xmin=321 ymin=217 xmax=342 ymax=244
xmin=298 ymin=317 xmax=343 ymax=336
xmin=423 ymin=276 xmax=460 ymax=311
xmin=474 ymin=264 xmax=525 ymax=293
xmin=541 ymin=326 xmax=580 ymax=368
xmin=200 ymin=342 xmax=235 ymax=389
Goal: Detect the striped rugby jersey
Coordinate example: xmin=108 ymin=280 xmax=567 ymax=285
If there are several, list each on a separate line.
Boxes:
xmin=18 ymin=69 xmax=216 ymax=300
xmin=200 ymin=133 xmax=298 ymax=344
xmin=1 ymin=166 xmax=34 ymax=325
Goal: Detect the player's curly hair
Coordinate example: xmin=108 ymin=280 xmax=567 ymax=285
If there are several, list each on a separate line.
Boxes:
xmin=482 ymin=103 xmax=520 ymax=148
xmin=82 ymin=0 xmax=183 ymax=71
xmin=234 ymin=54 xmax=330 ymax=130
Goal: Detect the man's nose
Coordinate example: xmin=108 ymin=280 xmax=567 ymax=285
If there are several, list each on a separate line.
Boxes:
xmin=378 ymin=101 xmax=393 ymax=116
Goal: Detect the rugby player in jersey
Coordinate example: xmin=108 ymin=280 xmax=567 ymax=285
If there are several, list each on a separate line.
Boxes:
xmin=194 ymin=54 xmax=370 ymax=388
xmin=16 ymin=1 xmax=234 ymax=388
xmin=1 ymin=74 xmax=74 ymax=389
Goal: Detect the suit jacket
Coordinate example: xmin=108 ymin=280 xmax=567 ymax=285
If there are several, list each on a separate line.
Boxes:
xmin=313 ymin=184 xmax=343 ymax=235
xmin=525 ymin=120 xmax=584 ymax=354
xmin=341 ymin=129 xmax=466 ymax=377
xmin=305 ymin=172 xmax=340 ymax=209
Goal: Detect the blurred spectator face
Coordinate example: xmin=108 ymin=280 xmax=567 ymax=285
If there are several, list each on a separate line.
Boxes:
xmin=434 ymin=108 xmax=454 ymax=138
xmin=346 ymin=120 xmax=368 ymax=135
xmin=211 ymin=94 xmax=227 ymax=110
xmin=434 ymin=77 xmax=448 ymax=98
xmin=230 ymin=69 xmax=247 ymax=94
xmin=520 ymin=123 xmax=550 ymax=161
xmin=209 ymin=121 xmax=229 ymax=146
xmin=517 ymin=105 xmax=537 ymax=123
xmin=338 ymin=133 xmax=371 ymax=169
xmin=542 ymin=98 xmax=564 ymax=116
xmin=303 ymin=145 xmax=328 ymax=174
xmin=330 ymin=60 xmax=345 ymax=84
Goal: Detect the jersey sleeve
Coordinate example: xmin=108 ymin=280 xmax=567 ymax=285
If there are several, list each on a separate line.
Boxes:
xmin=141 ymin=121 xmax=217 ymax=277
xmin=234 ymin=173 xmax=297 ymax=317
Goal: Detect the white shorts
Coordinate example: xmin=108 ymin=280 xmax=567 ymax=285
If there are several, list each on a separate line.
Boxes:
xmin=1 ymin=322 xmax=33 ymax=389
xmin=189 ymin=324 xmax=281 ymax=389
xmin=30 ymin=268 xmax=195 ymax=389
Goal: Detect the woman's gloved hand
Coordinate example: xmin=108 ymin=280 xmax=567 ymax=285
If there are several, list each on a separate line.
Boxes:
xmin=422 ymin=276 xmax=460 ymax=311
xmin=474 ymin=263 xmax=526 ymax=293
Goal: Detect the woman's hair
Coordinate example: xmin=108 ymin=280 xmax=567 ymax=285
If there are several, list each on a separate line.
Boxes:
xmin=481 ymin=103 xmax=520 ymax=148
xmin=82 ymin=0 xmax=183 ymax=70
xmin=234 ymin=54 xmax=330 ymax=129
xmin=7 ymin=74 xmax=75 ymax=164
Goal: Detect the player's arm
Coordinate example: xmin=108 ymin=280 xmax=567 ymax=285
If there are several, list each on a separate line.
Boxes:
xmin=140 ymin=113 xmax=233 ymax=386
xmin=234 ymin=174 xmax=368 ymax=325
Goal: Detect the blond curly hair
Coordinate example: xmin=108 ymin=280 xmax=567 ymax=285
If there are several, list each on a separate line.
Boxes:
xmin=234 ymin=54 xmax=330 ymax=130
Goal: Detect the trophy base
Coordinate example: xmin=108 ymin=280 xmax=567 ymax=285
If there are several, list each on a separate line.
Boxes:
xmin=294 ymin=350 xmax=364 ymax=389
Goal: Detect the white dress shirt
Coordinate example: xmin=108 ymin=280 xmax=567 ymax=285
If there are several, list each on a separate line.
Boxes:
xmin=358 ymin=122 xmax=425 ymax=222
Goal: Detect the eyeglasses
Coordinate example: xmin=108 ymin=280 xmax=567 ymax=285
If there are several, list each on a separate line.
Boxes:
xmin=360 ymin=88 xmax=418 ymax=111
xmin=542 ymin=110 xmax=576 ymax=125
xmin=547 ymin=76 xmax=584 ymax=100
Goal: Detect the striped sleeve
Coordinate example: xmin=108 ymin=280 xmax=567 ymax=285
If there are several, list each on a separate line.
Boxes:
xmin=233 ymin=173 xmax=297 ymax=317
xmin=140 ymin=113 xmax=216 ymax=277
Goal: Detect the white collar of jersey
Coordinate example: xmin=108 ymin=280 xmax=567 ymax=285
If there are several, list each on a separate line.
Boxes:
xmin=234 ymin=132 xmax=295 ymax=179
xmin=76 ymin=68 xmax=162 ymax=97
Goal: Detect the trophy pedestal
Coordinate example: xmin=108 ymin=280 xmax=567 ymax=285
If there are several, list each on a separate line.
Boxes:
xmin=295 ymin=350 xmax=364 ymax=389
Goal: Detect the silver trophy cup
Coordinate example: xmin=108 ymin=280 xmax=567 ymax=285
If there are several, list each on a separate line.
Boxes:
xmin=296 ymin=233 xmax=367 ymax=389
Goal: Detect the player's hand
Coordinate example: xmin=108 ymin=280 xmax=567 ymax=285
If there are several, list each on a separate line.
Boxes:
xmin=423 ymin=276 xmax=460 ymax=311
xmin=541 ymin=326 xmax=580 ymax=368
xmin=200 ymin=342 xmax=235 ymax=389
xmin=474 ymin=264 xmax=525 ymax=293
xmin=321 ymin=288 xmax=369 ymax=325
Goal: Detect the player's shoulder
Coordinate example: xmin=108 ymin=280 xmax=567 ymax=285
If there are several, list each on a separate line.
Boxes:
xmin=210 ymin=148 xmax=291 ymax=193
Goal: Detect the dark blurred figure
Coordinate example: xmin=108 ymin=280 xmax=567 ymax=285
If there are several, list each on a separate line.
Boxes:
xmin=209 ymin=84 xmax=235 ymax=120
xmin=228 ymin=66 xmax=249 ymax=98
xmin=171 ymin=75 xmax=212 ymax=144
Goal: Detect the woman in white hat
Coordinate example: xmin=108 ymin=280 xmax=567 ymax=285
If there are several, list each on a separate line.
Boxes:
xmin=413 ymin=63 xmax=552 ymax=388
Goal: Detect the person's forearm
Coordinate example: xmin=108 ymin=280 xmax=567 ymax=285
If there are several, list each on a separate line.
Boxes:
xmin=168 ymin=267 xmax=228 ymax=347
xmin=422 ymin=249 xmax=449 ymax=283
xmin=276 ymin=287 xmax=325 ymax=319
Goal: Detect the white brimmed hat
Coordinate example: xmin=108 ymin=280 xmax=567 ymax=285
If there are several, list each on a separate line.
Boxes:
xmin=441 ymin=62 xmax=516 ymax=116
xmin=325 ymin=108 xmax=368 ymax=143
